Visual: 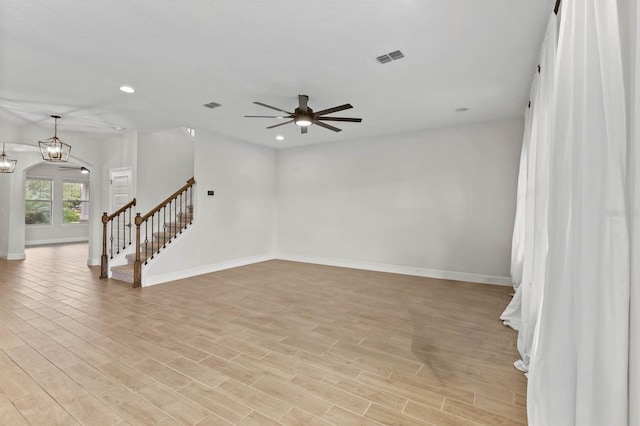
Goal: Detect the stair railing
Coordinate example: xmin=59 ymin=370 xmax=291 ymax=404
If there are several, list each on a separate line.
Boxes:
xmin=100 ymin=198 xmax=137 ymax=279
xmin=133 ymin=178 xmax=195 ymax=287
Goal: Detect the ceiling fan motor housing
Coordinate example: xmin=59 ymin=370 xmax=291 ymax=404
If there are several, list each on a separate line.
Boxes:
xmin=294 ymin=107 xmax=313 ymax=126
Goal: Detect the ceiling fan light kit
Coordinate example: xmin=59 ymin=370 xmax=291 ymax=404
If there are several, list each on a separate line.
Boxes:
xmin=39 ymin=115 xmax=71 ymax=162
xmin=294 ymin=115 xmax=312 ymax=127
xmin=59 ymin=165 xmax=90 ymax=174
xmin=245 ymin=95 xmax=362 ymax=134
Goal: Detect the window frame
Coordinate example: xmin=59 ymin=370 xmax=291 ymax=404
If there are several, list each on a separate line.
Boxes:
xmin=25 ymin=177 xmax=54 ymax=226
xmin=62 ymin=179 xmax=90 ymax=225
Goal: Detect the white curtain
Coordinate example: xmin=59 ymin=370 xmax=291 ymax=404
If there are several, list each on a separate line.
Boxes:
xmin=501 ymin=16 xmax=557 ymax=372
xmin=500 ymin=96 xmax=532 ymax=331
xmin=508 ymin=95 xmax=533 ymax=294
xmin=523 ymin=0 xmax=631 ymax=424
xmin=504 ymin=0 xmax=636 ymax=424
xmin=628 ymin=0 xmax=640 ymax=424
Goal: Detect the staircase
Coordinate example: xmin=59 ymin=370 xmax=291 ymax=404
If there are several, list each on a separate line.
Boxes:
xmin=110 ymin=209 xmax=193 ymax=283
xmin=101 ymin=178 xmax=195 ymax=287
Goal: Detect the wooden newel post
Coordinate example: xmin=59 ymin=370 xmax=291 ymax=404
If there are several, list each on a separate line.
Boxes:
xmin=100 ymin=212 xmax=109 ymax=279
xmin=133 ymin=213 xmax=142 ymax=288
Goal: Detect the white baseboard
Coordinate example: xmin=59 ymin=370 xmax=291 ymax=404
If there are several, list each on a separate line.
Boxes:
xmin=276 ymin=253 xmax=512 ymax=286
xmin=1 ymin=252 xmax=26 ymax=260
xmin=26 ymin=237 xmax=89 ymax=246
xmin=138 ymin=252 xmax=511 ymax=287
xmin=142 ymin=253 xmax=276 ymax=287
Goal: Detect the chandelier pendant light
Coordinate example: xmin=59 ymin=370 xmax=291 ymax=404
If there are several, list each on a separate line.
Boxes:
xmin=39 ymin=115 xmax=71 ymax=162
xmin=0 ymin=143 xmax=17 ymax=173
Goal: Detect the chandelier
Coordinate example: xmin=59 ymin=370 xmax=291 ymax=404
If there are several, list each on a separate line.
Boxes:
xmin=39 ymin=115 xmax=71 ymax=162
xmin=0 ymin=143 xmax=17 ymax=173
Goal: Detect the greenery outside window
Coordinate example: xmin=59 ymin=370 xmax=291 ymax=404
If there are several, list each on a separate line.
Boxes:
xmin=63 ymin=181 xmax=90 ymax=224
xmin=25 ymin=179 xmax=53 ymax=225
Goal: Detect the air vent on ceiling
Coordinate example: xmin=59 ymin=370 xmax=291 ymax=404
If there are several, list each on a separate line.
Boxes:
xmin=376 ymin=50 xmax=405 ymax=64
xmin=203 ymin=101 xmax=221 ymax=109
xmin=388 ymin=50 xmax=405 ymax=60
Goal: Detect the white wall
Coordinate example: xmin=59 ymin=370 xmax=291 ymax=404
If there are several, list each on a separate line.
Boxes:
xmin=25 ymin=163 xmax=90 ymax=246
xmin=0 ymin=174 xmax=11 ymax=257
xmin=0 ymin=120 xmax=127 ymax=263
xmin=137 ymin=128 xmax=194 ymax=213
xmin=1 ymin=118 xmax=524 ymax=287
xmin=0 ymin=149 xmax=42 ymax=260
xmin=276 ymin=118 xmax=523 ymax=284
xmin=142 ymin=130 xmax=277 ymax=286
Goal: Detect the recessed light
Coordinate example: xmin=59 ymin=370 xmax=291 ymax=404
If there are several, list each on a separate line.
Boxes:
xmin=276 ymin=135 xmax=284 ymax=141
xmin=114 ymin=126 xmax=124 ymax=131
xmin=119 ymin=85 xmax=135 ymax=94
xmin=455 ymin=107 xmax=469 ymax=112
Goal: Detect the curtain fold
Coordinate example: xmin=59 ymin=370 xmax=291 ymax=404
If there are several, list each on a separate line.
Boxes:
xmin=501 ymin=16 xmax=557 ymax=372
xmin=500 ymin=102 xmax=533 ymax=332
xmin=629 ymin=1 xmax=639 ymax=423
xmin=517 ymin=16 xmax=556 ymax=372
xmin=526 ymin=0 xmax=630 ymax=424
xmin=509 ymin=102 xmax=533 ymax=291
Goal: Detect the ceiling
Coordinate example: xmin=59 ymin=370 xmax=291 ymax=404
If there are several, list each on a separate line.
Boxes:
xmin=0 ymin=0 xmax=553 ymax=149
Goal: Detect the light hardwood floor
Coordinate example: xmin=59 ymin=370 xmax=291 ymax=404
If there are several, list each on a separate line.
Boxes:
xmin=0 ymin=243 xmax=527 ymax=425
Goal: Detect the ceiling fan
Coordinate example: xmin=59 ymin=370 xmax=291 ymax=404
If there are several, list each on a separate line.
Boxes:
xmin=58 ymin=166 xmax=90 ymax=174
xmin=245 ymin=95 xmax=362 ymax=134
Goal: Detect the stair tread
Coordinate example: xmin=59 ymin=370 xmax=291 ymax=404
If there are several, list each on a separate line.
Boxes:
xmin=110 ymin=264 xmax=134 ymax=284
xmin=125 ymin=252 xmax=157 ymax=261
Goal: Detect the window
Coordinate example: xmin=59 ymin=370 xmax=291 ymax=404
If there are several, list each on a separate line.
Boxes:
xmin=25 ymin=179 xmax=53 ymax=225
xmin=63 ymin=181 xmax=90 ymax=224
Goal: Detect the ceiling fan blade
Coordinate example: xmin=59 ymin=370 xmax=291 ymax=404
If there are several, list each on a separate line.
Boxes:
xmin=314 ymin=104 xmax=353 ymax=116
xmin=301 ymin=126 xmax=308 ymax=134
xmin=298 ymin=95 xmax=309 ymax=112
xmin=253 ymin=102 xmax=292 ymax=114
xmin=244 ymin=115 xmax=289 ymax=119
xmin=316 ymin=117 xmax=362 ymax=123
xmin=266 ymin=120 xmax=294 ymax=129
xmin=314 ymin=121 xmax=342 ymax=132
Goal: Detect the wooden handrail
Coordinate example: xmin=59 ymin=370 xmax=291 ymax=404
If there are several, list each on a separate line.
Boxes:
xmin=133 ymin=178 xmax=195 ymax=287
xmin=100 ymin=198 xmax=137 ymax=279
xmin=103 ymin=198 xmax=137 ymax=223
xmin=138 ymin=178 xmax=195 ymax=223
